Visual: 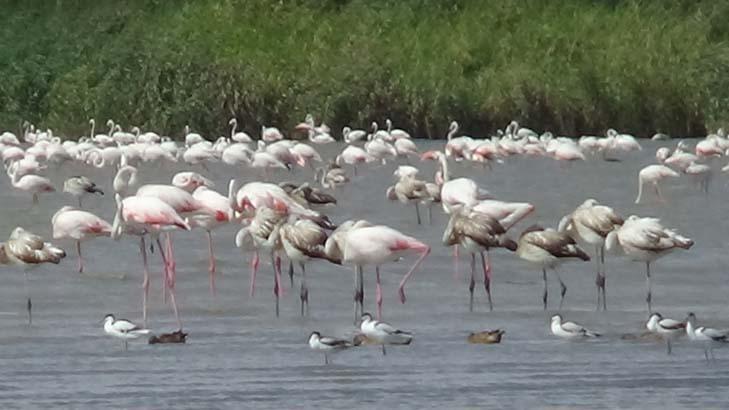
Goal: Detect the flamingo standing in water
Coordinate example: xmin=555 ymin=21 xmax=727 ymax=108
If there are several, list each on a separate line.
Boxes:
xmin=326 ymin=222 xmax=430 ymax=322
xmin=442 ymin=210 xmax=517 ymax=311
xmin=51 ymin=206 xmax=112 ymax=273
xmin=558 ymin=198 xmax=623 ymax=310
xmin=516 ymin=225 xmax=590 ymax=310
xmin=0 ymin=227 xmax=66 ymax=324
xmin=111 ymin=194 xmax=191 ymax=329
xmin=606 ymin=215 xmax=693 ymax=312
xmin=635 ymin=164 xmax=680 ymax=204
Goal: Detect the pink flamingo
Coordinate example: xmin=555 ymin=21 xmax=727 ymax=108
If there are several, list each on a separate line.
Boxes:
xmin=7 ymin=162 xmax=54 ymax=205
xmin=326 ymin=222 xmax=430 ymax=322
xmin=51 ymin=206 xmax=112 ymax=273
xmin=111 ymin=194 xmax=191 ymax=329
xmin=635 ymin=164 xmax=680 ymax=204
xmin=188 ymin=185 xmax=235 ymax=296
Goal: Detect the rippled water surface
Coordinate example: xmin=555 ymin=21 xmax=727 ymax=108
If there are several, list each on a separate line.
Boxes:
xmin=1 ymin=141 xmax=728 ymax=409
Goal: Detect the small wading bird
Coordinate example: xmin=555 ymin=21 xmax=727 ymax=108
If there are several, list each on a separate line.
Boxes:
xmin=103 ymin=314 xmax=151 ymax=351
xmin=308 ymin=331 xmax=353 ymax=364
xmin=359 ymin=312 xmax=412 ymax=355
xmin=646 ymin=312 xmax=685 ymax=354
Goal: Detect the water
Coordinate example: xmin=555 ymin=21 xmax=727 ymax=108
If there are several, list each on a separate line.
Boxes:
xmin=0 ymin=141 xmax=728 ymax=409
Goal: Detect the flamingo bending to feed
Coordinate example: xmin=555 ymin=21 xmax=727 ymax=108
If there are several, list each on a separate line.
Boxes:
xmin=558 ymin=199 xmax=623 ymax=310
xmin=635 ymin=164 xmax=680 ymax=204
xmin=606 ymin=215 xmax=693 ymax=312
xmin=516 ymin=225 xmax=590 ymax=310
xmin=0 ymin=227 xmax=66 ymax=324
xmin=51 ymin=206 xmax=112 ymax=273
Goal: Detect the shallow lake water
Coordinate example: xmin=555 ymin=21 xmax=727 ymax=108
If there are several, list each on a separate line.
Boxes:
xmin=0 ymin=140 xmax=728 ymax=409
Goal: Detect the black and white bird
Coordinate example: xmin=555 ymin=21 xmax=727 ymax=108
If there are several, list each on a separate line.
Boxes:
xmin=64 ymin=176 xmax=104 ymax=207
xmin=103 ymin=314 xmax=151 ymax=351
xmin=359 ymin=312 xmax=413 ymax=355
xmin=550 ymin=314 xmax=600 ymax=339
xmin=686 ymin=312 xmax=729 ymax=362
xmin=308 ymin=331 xmax=352 ymax=364
xmin=646 ymin=312 xmax=685 ymax=354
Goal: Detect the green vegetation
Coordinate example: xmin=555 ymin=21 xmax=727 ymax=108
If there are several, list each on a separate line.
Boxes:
xmin=2 ymin=0 xmax=729 ymax=138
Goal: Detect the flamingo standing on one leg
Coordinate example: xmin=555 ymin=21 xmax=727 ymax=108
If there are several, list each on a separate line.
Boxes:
xmin=51 ymin=206 xmax=112 ymax=273
xmin=0 ymin=227 xmax=66 ymax=324
xmin=606 ymin=215 xmax=693 ymax=312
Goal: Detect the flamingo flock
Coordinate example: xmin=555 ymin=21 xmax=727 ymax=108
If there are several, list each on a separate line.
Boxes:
xmin=0 ymin=114 xmax=724 ymax=362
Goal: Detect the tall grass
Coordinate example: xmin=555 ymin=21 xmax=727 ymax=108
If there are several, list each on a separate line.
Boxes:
xmin=1 ymin=0 xmax=728 ymax=138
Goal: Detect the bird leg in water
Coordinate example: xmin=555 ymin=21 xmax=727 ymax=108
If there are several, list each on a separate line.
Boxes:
xmin=453 ymin=245 xmax=460 ymax=281
xmin=414 ymin=202 xmax=422 ymax=225
xmin=654 ymin=182 xmax=666 ymax=203
xmin=78 ymin=197 xmax=83 ymax=208
xmin=76 ymin=240 xmax=84 ymax=273
xmin=594 ymin=245 xmax=603 ymax=311
xmin=427 ymin=204 xmax=433 ymax=225
xmin=299 ymin=262 xmax=308 ymax=316
xmin=600 ymin=246 xmax=607 ymax=311
xmin=481 ymin=251 xmax=493 ymax=311
xmin=156 ymin=236 xmax=183 ymax=330
xmin=271 ymin=254 xmax=282 ymax=318
xmin=249 ymin=251 xmax=259 ymax=297
xmin=288 ymin=260 xmax=294 ymax=288
xmin=23 ymin=270 xmax=32 ymax=325
xmin=140 ymin=236 xmax=150 ymax=328
xmin=206 ymin=230 xmax=216 ymax=298
xmin=645 ymin=261 xmax=652 ymax=313
xmin=353 ymin=265 xmax=363 ymax=325
xmin=542 ymin=268 xmax=548 ymax=310
xmin=376 ymin=266 xmax=383 ymax=320
xmin=554 ymin=269 xmax=567 ymax=310
xmin=469 ymin=254 xmax=476 ymax=312
xmin=398 ymin=245 xmax=431 ymax=304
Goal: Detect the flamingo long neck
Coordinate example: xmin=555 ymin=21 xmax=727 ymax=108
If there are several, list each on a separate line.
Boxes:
xmin=439 ymin=153 xmax=449 ymax=182
xmin=447 ymin=123 xmax=459 ymax=141
xmin=107 ymin=120 xmax=115 ymax=135
xmin=90 ymin=120 xmax=95 ymax=138
xmin=230 ymin=120 xmax=237 ymax=138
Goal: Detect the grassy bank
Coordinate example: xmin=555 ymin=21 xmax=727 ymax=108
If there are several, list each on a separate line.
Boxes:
xmin=1 ymin=0 xmax=729 ymax=138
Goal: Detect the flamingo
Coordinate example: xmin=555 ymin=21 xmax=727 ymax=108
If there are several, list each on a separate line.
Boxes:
xmin=342 ymin=126 xmax=367 ymax=144
xmin=442 ymin=210 xmax=517 ymax=311
xmin=336 ymin=145 xmax=373 ymax=176
xmin=606 ymin=215 xmax=693 ymax=312
xmin=326 ymin=223 xmax=430 ymax=322
xmin=7 ymin=162 xmax=55 ymax=205
xmin=111 ymin=194 xmax=191 ymax=329
xmin=51 ymin=206 xmax=112 ymax=273
xmin=234 ymin=204 xmax=287 ymax=316
xmin=228 ymin=118 xmax=252 ymax=142
xmin=558 ymin=199 xmax=623 ymax=310
xmin=0 ymin=227 xmax=66 ymax=324
xmin=516 ymin=225 xmax=590 ymax=310
xmin=188 ymin=185 xmax=235 ymax=296
xmin=635 ymin=164 xmax=680 ymax=204
xmin=279 ymin=216 xmax=341 ymax=315
xmin=386 ymin=172 xmax=429 ymax=225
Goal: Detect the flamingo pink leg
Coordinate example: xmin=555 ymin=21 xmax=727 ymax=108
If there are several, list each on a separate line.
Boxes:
xmin=206 ymin=230 xmax=216 ymax=297
xmin=140 ymin=236 xmax=150 ymax=328
xmin=156 ymin=236 xmax=182 ymax=330
xmin=481 ymin=251 xmax=493 ymax=311
xmin=397 ymin=245 xmax=431 ymax=303
xmin=76 ymin=241 xmax=84 ymax=273
xmin=376 ymin=266 xmax=383 ymax=320
xmin=353 ymin=265 xmax=363 ymax=325
xmin=250 ymin=251 xmax=259 ymax=297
